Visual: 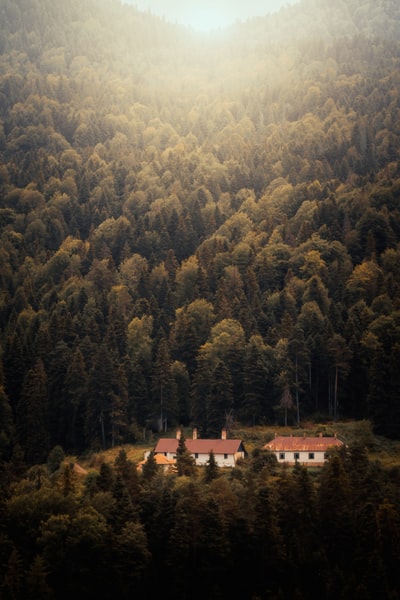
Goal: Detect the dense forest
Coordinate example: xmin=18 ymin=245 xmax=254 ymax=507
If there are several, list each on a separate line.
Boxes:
xmin=1 ymin=434 xmax=400 ymax=599
xmin=1 ymin=0 xmax=400 ymax=460
xmin=1 ymin=0 xmax=400 ymax=597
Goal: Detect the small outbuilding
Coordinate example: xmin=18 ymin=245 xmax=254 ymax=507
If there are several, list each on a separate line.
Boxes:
xmin=138 ymin=452 xmax=177 ymax=473
xmin=264 ymin=433 xmax=343 ymax=466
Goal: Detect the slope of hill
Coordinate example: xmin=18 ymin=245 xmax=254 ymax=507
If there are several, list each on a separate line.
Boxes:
xmin=0 ymin=0 xmax=400 ymax=465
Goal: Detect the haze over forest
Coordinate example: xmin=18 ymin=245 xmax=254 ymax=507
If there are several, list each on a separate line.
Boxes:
xmin=126 ymin=0 xmax=300 ymax=31
xmin=1 ymin=0 xmax=400 ymax=598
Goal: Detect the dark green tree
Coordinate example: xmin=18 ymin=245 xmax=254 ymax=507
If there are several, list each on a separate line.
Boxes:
xmin=114 ymin=448 xmax=139 ymax=502
xmin=16 ymin=359 xmax=49 ymax=465
xmin=204 ymin=450 xmax=219 ymax=484
xmin=46 ymin=445 xmax=65 ymax=475
xmin=113 ymin=520 xmax=151 ymax=596
xmin=141 ymin=450 xmax=158 ymax=482
xmin=176 ymin=432 xmax=196 ymax=477
xmin=26 ymin=554 xmax=53 ymax=600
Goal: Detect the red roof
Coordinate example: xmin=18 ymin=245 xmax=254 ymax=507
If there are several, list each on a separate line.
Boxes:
xmin=154 ymin=438 xmax=244 ymax=455
xmin=264 ymin=435 xmax=343 ymax=452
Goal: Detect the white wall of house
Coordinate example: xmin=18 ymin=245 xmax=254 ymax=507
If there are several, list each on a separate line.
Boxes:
xmin=193 ymin=452 xmax=237 ymax=467
xmin=160 ymin=450 xmax=242 ymax=467
xmin=161 ymin=451 xmax=176 ymax=461
xmin=274 ymin=450 xmax=328 ymax=464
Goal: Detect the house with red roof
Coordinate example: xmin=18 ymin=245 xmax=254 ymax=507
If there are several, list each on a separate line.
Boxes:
xmin=264 ymin=433 xmax=343 ymax=466
xmin=154 ymin=428 xmax=246 ymax=468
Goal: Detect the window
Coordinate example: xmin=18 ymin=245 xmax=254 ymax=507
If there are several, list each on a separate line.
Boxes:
xmin=294 ymin=452 xmax=300 ymax=460
xmin=195 ymin=453 xmax=198 ymax=459
xmin=308 ymin=452 xmax=314 ymax=460
xmin=224 ymin=453 xmax=228 ymax=459
xmin=279 ymin=452 xmax=285 ymax=460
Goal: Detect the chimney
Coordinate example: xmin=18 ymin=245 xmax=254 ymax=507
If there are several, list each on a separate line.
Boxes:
xmin=319 ymin=432 xmax=323 ymax=437
xmin=176 ymin=428 xmax=181 ymax=440
xmin=193 ymin=428 xmax=198 ymax=440
xmin=221 ymin=428 xmax=227 ymax=440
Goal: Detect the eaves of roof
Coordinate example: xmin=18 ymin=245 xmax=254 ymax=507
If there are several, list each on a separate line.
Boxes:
xmin=264 ymin=436 xmax=343 ymax=452
xmin=154 ymin=438 xmax=244 ymax=455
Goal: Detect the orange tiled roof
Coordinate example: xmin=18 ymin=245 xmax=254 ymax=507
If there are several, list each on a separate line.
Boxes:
xmin=138 ymin=453 xmax=176 ymax=468
xmin=154 ymin=438 xmax=244 ymax=455
xmin=264 ymin=435 xmax=343 ymax=452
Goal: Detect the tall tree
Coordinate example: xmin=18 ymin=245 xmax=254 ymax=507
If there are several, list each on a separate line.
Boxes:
xmin=85 ymin=344 xmax=118 ymax=450
xmin=151 ymin=337 xmax=175 ymax=430
xmin=242 ymin=334 xmax=275 ymax=425
xmin=175 ymin=432 xmax=196 ymax=477
xmin=16 ymin=359 xmax=49 ymax=465
xmin=279 ymin=382 xmax=294 ymax=427
xmin=327 ymin=334 xmax=352 ymax=420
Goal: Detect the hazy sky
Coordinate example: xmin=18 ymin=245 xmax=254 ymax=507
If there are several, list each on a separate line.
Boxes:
xmin=130 ymin=1 xmax=300 ymax=31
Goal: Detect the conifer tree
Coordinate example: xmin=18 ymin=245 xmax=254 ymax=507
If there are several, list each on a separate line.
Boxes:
xmin=26 ymin=555 xmax=53 ymax=600
xmin=176 ymin=432 xmax=196 ymax=477
xmin=141 ymin=450 xmax=158 ymax=482
xmin=204 ymin=450 xmax=218 ymax=483
xmin=16 ymin=359 xmax=49 ymax=465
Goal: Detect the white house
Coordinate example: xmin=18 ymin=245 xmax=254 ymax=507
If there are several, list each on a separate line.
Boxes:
xmin=264 ymin=433 xmax=343 ymax=466
xmin=153 ymin=428 xmax=246 ymax=468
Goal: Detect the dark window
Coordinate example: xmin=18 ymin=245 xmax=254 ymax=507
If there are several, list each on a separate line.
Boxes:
xmin=294 ymin=452 xmax=300 ymax=460
xmin=224 ymin=453 xmax=228 ymax=459
xmin=195 ymin=453 xmax=198 ymax=459
xmin=308 ymin=452 xmax=315 ymax=460
xmin=279 ymin=452 xmax=285 ymax=460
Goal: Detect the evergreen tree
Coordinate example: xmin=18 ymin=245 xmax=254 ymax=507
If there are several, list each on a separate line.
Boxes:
xmin=206 ymin=360 xmax=234 ymax=438
xmin=175 ymin=432 xmax=196 ymax=477
xmin=26 ymin=555 xmax=53 ymax=600
xmin=113 ymin=520 xmax=151 ymax=595
xmin=204 ymin=450 xmax=219 ymax=483
xmin=141 ymin=450 xmax=158 ymax=482
xmin=16 ymin=359 xmax=49 ymax=465
xmin=1 ymin=547 xmax=24 ymax=600
xmin=0 ymin=386 xmax=14 ymax=461
xmin=114 ymin=448 xmax=139 ymax=502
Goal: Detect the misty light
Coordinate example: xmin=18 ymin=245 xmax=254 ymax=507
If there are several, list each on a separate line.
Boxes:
xmin=181 ymin=6 xmax=233 ymax=32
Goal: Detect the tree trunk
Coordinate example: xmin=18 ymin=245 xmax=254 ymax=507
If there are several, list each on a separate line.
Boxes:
xmin=334 ymin=366 xmax=338 ymax=421
xmin=295 ymin=356 xmax=300 ymax=425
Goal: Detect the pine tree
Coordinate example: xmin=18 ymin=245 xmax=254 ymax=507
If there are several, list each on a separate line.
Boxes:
xmin=206 ymin=360 xmax=233 ymax=438
xmin=176 ymin=432 xmax=196 ymax=477
xmin=16 ymin=359 xmax=49 ymax=465
xmin=0 ymin=385 xmax=14 ymax=461
xmin=279 ymin=383 xmax=293 ymax=427
xmin=204 ymin=450 xmax=218 ymax=483
xmin=26 ymin=555 xmax=53 ymax=600
xmin=151 ymin=337 xmax=176 ymax=430
xmin=141 ymin=450 xmax=158 ymax=482
xmin=114 ymin=448 xmax=139 ymax=502
xmin=1 ymin=547 xmax=24 ymax=600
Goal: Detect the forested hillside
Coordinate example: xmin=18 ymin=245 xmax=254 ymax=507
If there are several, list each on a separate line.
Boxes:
xmin=1 ymin=0 xmax=400 ymax=467
xmin=1 ymin=1 xmax=400 ymax=598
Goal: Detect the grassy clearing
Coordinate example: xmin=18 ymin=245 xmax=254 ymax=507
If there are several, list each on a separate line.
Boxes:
xmin=77 ymin=420 xmax=400 ymax=472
